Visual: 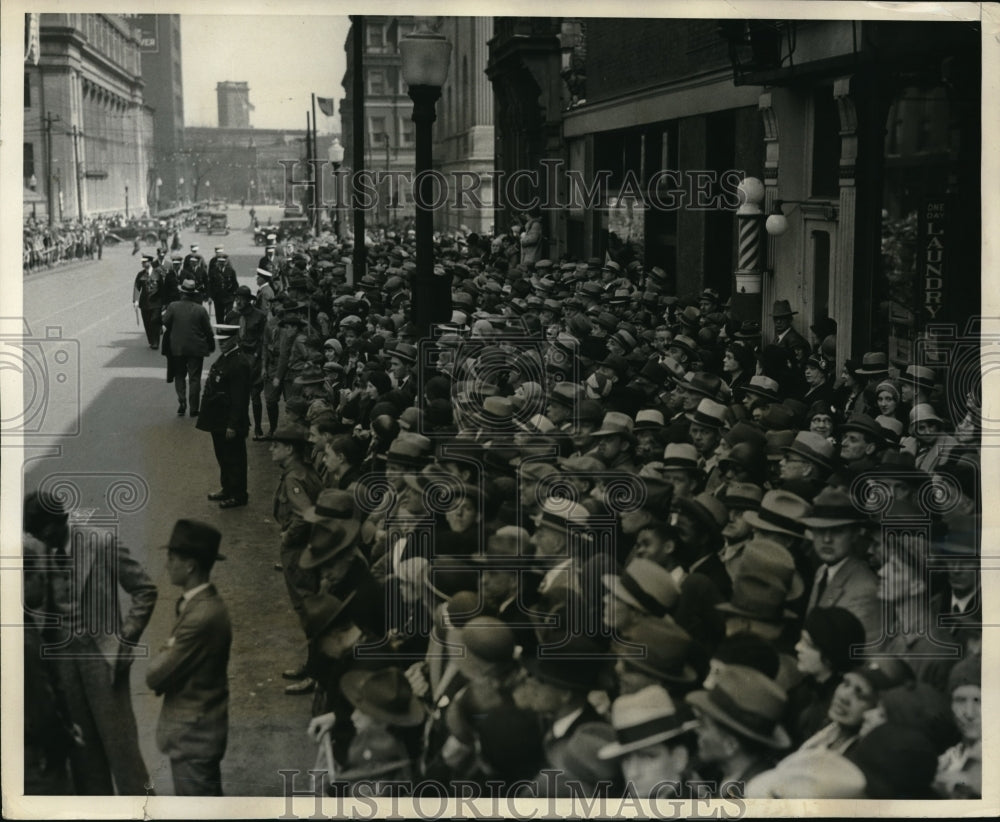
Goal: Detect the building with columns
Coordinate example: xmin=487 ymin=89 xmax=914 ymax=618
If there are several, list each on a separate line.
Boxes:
xmin=434 ymin=17 xmax=495 ymax=235
xmin=24 ymin=13 xmax=152 ymax=222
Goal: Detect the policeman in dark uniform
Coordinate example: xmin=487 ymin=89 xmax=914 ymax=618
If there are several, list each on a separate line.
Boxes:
xmin=132 ymin=253 xmax=164 ymax=348
xmin=196 ymin=325 xmax=252 ymax=509
xmin=227 ymin=285 xmax=268 ymax=440
xmin=183 ymin=244 xmax=208 ymax=298
xmin=268 ymin=424 xmax=323 ymax=693
xmin=207 ymin=246 xmax=239 ymax=324
xmin=162 ymin=254 xmax=183 ymax=308
xmin=258 ymin=242 xmax=278 ymax=274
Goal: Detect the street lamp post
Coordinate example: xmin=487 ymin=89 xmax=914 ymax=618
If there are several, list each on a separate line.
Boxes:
xmin=328 ymin=137 xmax=344 ymax=238
xmin=124 ymin=184 xmax=129 ymax=219
xmin=399 ymin=18 xmax=453 ymax=341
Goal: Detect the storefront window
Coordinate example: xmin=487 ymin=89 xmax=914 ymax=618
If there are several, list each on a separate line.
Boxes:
xmin=875 ymin=82 xmax=952 ymax=363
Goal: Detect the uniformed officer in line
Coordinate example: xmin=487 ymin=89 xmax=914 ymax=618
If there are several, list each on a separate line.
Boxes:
xmin=183 ymin=244 xmax=208 ymax=300
xmin=162 ymin=253 xmax=183 ymax=307
xmin=276 ymin=304 xmax=311 ymax=403
xmin=268 ymin=424 xmax=323 ymax=693
xmin=133 ymin=253 xmax=164 ymax=349
xmin=196 ymin=324 xmax=252 ymax=509
xmin=226 ymin=286 xmax=268 ymax=440
xmin=258 ymin=241 xmax=278 ymax=275
xmin=260 ymin=297 xmax=285 ymax=438
xmin=207 ymin=247 xmax=239 ymax=324
xmin=256 ymin=268 xmax=276 ymax=316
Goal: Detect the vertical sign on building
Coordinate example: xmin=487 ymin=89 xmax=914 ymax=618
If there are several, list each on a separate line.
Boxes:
xmin=134 ymin=14 xmax=158 ymax=53
xmin=920 ymin=199 xmax=946 ymax=324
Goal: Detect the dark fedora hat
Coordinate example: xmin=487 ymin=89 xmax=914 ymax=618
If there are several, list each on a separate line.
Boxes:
xmin=523 ymin=634 xmax=606 ymax=692
xmin=612 ymin=618 xmax=699 ymax=686
xmin=685 ymin=664 xmax=791 ymax=749
xmin=771 ymin=299 xmax=797 ymax=318
xmin=300 ymin=590 xmax=357 ymax=640
xmin=162 ymin=519 xmax=226 ymax=562
xmin=800 ymin=486 xmax=869 ymax=528
xmin=854 ymin=351 xmax=889 ymax=376
xmin=340 ymin=667 xmax=426 ymax=726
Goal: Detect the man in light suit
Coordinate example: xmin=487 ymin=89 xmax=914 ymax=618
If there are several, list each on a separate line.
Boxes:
xmin=801 ymin=487 xmax=881 ymax=642
xmin=147 ymin=520 xmax=232 ymax=796
xmin=24 ymin=490 xmax=157 ymax=795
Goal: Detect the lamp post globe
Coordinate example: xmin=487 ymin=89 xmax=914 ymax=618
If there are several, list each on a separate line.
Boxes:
xmin=399 ymin=18 xmax=453 ymax=341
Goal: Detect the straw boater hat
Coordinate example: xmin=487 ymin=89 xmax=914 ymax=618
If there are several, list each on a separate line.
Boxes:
xmin=597 ymin=685 xmax=699 ymax=759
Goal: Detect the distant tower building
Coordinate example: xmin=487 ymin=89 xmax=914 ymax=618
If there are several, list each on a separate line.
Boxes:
xmin=217 ymin=81 xmax=253 ymax=128
xmin=138 ymin=14 xmax=184 ymax=211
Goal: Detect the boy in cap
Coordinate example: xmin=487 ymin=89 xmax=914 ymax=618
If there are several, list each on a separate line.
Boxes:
xmin=147 ymin=520 xmax=231 ymax=795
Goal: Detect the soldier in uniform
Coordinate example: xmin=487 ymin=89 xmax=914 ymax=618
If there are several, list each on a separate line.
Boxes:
xmin=227 ymin=285 xmax=269 ymax=440
xmin=275 ymin=304 xmax=311 ymax=402
xmin=268 ymin=424 xmax=324 ymax=693
xmin=195 ymin=324 xmax=251 ymax=508
xmin=258 ymin=242 xmax=279 ymax=274
xmin=207 ymin=247 xmax=238 ymax=324
xmin=133 ymin=253 xmax=164 ymax=349
xmin=260 ymin=298 xmax=285 ymax=437
xmin=256 ymin=268 xmax=276 ymax=316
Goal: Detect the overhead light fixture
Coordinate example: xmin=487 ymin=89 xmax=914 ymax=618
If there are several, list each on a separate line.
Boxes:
xmin=765 ymin=199 xmax=839 ymax=236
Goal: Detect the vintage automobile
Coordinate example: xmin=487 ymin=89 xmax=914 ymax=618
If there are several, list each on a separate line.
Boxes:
xmin=254 ymin=223 xmax=281 ymax=245
xmin=207 ymin=212 xmax=229 ymax=235
xmin=279 ymin=216 xmax=311 ymax=242
xmin=193 ymin=210 xmax=211 ymax=232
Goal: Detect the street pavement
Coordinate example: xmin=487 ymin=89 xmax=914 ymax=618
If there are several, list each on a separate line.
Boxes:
xmin=21 ymin=205 xmax=318 ymax=796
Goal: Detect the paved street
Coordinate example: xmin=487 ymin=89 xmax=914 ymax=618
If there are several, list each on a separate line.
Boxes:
xmin=21 ymin=205 xmax=317 ymax=796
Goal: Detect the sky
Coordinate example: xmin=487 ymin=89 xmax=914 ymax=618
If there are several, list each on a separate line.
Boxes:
xmin=180 ymin=15 xmax=350 ymax=133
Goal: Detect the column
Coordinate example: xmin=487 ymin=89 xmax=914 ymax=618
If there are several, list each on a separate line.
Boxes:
xmin=759 ymin=92 xmax=780 ymax=341
xmin=833 ymin=76 xmax=858 ymax=363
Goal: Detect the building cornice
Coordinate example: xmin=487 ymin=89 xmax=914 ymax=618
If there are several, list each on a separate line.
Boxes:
xmin=563 ymin=67 xmax=759 ymax=138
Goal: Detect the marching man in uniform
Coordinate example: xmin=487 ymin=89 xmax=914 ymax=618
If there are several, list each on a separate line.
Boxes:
xmin=133 ymin=252 xmax=164 ymax=349
xmin=147 ymin=519 xmax=231 ymax=796
xmin=207 ymin=247 xmax=239 ymax=324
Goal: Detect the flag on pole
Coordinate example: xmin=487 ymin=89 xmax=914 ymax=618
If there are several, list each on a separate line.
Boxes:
xmin=316 ymin=97 xmax=336 ymax=117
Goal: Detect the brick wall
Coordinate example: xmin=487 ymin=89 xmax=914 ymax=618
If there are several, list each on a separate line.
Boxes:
xmin=585 ymin=18 xmax=730 ymax=104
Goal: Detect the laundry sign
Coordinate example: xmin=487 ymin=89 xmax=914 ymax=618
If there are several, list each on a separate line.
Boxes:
xmin=921 ymin=200 xmax=945 ymax=320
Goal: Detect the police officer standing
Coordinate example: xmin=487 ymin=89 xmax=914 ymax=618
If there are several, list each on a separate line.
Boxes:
xmin=183 ymin=244 xmax=208 ymax=298
xmin=197 ymin=325 xmax=252 ymax=509
xmin=133 ymin=253 xmax=164 ymax=349
xmin=227 ymin=286 xmax=268 ymax=440
xmin=207 ymin=247 xmax=238 ymax=324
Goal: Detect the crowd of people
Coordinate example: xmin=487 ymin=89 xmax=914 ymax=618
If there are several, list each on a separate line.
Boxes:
xmin=23 ymin=218 xmax=983 ymax=801
xmin=22 ymin=217 xmax=109 ymax=272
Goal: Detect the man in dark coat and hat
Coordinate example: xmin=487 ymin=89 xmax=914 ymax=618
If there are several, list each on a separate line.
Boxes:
xmin=196 ymin=324 xmax=251 ymax=508
xmin=163 ymin=279 xmax=215 ymax=416
xmin=147 ymin=520 xmax=231 ymax=795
